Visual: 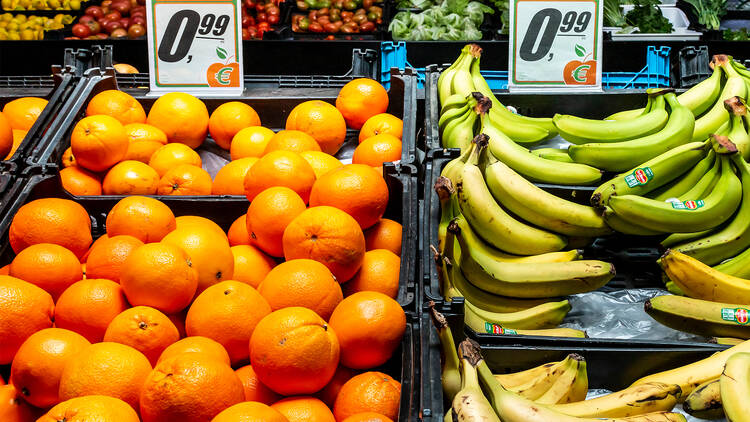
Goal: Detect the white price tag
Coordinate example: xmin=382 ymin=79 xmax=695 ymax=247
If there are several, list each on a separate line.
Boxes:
xmin=146 ymin=0 xmax=243 ymax=95
xmin=509 ymin=0 xmax=603 ymax=91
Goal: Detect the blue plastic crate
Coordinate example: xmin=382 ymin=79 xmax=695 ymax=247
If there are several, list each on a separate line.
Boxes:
xmin=381 ymin=42 xmax=671 ymax=90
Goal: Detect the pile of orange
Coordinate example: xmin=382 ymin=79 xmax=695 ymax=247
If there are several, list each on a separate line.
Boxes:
xmin=0 ymin=96 xmax=49 ymax=161
xmin=60 ymin=78 xmax=405 ymax=199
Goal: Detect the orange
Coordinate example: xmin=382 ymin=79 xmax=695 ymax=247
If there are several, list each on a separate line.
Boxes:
xmin=185 ymin=280 xmax=270 ymax=365
xmin=86 ymin=90 xmax=147 ymax=125
xmin=258 ymin=259 xmax=342 ymax=320
xmin=124 ymin=123 xmax=168 ymax=144
xmin=333 ymin=372 xmax=401 ymax=421
xmin=9 ymin=243 xmax=83 ymax=300
xmin=336 ymin=79 xmax=389 ymax=130
xmin=318 ymin=366 xmax=357 ymax=408
xmin=147 ymin=92 xmax=209 ymax=149
xmin=352 ymin=135 xmax=402 ymax=167
xmin=114 ymin=63 xmax=140 ymax=73
xmin=140 ymin=353 xmax=245 ymax=422
xmin=0 ymin=384 xmax=37 ymax=422
xmin=60 ymin=166 xmax=102 ymax=196
xmin=358 ymin=113 xmax=403 ymax=143
xmin=120 ymin=242 xmax=198 ymax=314
xmin=263 ymin=130 xmax=322 ymax=154
xmin=0 ymin=112 xmax=12 ymax=159
xmin=174 ymin=215 xmax=228 ymax=239
xmin=344 ymin=249 xmax=400 ymax=299
xmin=235 ymin=365 xmax=281 ymax=405
xmin=271 ymin=397 xmax=335 ymax=422
xmin=246 ymin=186 xmax=307 ymax=257
xmin=244 ymin=150 xmax=316 ymax=203
xmin=162 ymin=226 xmax=234 ymax=295
xmin=157 ymin=336 xmax=231 ymax=366
xmin=9 ymin=197 xmax=92 ymax=259
xmin=82 ymin=234 xmax=108 ymax=263
xmin=213 ymin=157 xmax=258 ymax=196
xmin=148 ymin=143 xmax=202 ymax=177
xmin=62 ymin=146 xmax=76 ymax=167
xmin=364 ymin=219 xmax=402 ymax=256
xmin=342 ymin=413 xmax=394 ymax=422
xmin=249 ymin=307 xmax=340 ymax=395
xmin=157 ymin=164 xmax=213 ymax=195
xmin=54 ymin=279 xmax=129 ymax=343
xmin=103 ymin=160 xmax=160 ymax=195
xmin=71 ymin=115 xmax=129 ymax=172
xmin=282 ymin=206 xmax=366 ymax=282
xmin=232 ymin=245 xmax=276 ymax=288
xmin=328 ymin=292 xmax=405 ymax=369
xmin=0 ymin=276 xmax=54 ymax=364
xmin=123 ymin=140 xmax=163 ymax=163
xmin=230 ymin=126 xmax=275 ymax=160
xmin=104 ymin=306 xmax=180 ymax=366
xmin=211 ymin=401 xmax=288 ymax=422
xmin=228 ymin=214 xmax=251 ymax=246
xmin=300 ymin=151 xmax=344 ymax=178
xmin=6 ymin=129 xmax=26 ymax=160
xmin=9 ymin=328 xmax=90 ymax=408
xmin=58 ymin=342 xmax=152 ymax=412
xmin=286 ymin=100 xmax=347 ymax=155
xmin=209 ymin=102 xmax=261 ymax=150
xmin=38 ymin=395 xmax=140 ymax=422
xmin=3 ymin=97 xmax=48 ymax=130
xmin=309 ymin=164 xmax=389 ymax=230
xmin=105 ymin=196 xmax=177 ymax=243
xmin=85 ymin=235 xmax=144 ymax=283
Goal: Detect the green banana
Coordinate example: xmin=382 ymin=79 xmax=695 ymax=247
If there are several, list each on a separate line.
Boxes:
xmin=725 ymin=96 xmax=750 ymax=159
xmin=648 ymin=149 xmax=716 ymax=202
xmin=665 ymin=281 xmax=685 ymax=296
xmin=439 ymin=99 xmax=470 ymax=131
xmin=531 ymin=148 xmax=574 ymax=163
xmin=720 ymin=352 xmax=750 ymax=422
xmin=660 ymin=228 xmax=716 ymax=248
xmin=603 ymin=94 xmax=654 ymax=121
xmin=464 ymin=299 xmax=570 ymax=330
xmin=678 ymin=63 xmax=724 ymax=117
xmin=645 ymin=295 xmax=750 ymax=339
xmin=683 ymin=379 xmax=723 ymax=420
xmin=452 ymin=340 xmax=502 ymax=422
xmin=691 ymin=55 xmax=748 ymax=142
xmin=438 ymin=45 xmax=470 ymax=106
xmin=429 ymin=304 xmax=462 ymax=403
xmin=450 ymin=47 xmax=476 ymax=101
xmin=675 ymin=151 xmax=721 ymax=201
xmin=714 ymin=247 xmax=750 ymax=278
xmin=440 ymin=145 xmax=472 ymax=183
xmin=441 ymin=93 xmax=471 ymax=115
xmin=602 ymin=207 xmax=666 ymax=236
xmin=534 ymin=356 xmax=588 ymax=405
xmin=550 ymin=383 xmax=681 ymax=418
xmin=443 ymin=108 xmax=478 ymax=151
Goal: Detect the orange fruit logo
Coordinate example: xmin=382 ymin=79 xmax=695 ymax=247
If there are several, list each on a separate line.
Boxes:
xmin=207 ymin=62 xmax=240 ymax=88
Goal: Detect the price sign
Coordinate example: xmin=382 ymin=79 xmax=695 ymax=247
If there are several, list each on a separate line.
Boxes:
xmin=146 ymin=0 xmax=243 ymax=95
xmin=509 ymin=0 xmax=603 ymax=91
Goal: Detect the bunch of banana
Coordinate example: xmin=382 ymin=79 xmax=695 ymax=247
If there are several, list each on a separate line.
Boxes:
xmin=658 ymin=249 xmax=750 ymax=305
xmin=645 ymin=295 xmax=750 ymax=339
xmin=439 ymin=93 xmax=480 ymax=151
xmin=691 ymin=55 xmax=748 ymax=143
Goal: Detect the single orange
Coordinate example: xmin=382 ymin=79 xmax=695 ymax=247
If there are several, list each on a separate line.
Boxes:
xmin=157 ymin=164 xmax=213 ymax=195
xmin=358 ymin=113 xmax=403 ymax=143
xmin=352 ymin=135 xmax=402 ymax=167
xmin=336 ymin=79 xmax=389 ymax=130
xmin=263 ymin=130 xmax=322 ymax=155
xmin=342 ymin=413 xmax=394 ymax=422
xmin=300 ymin=151 xmax=344 ymax=178
xmin=114 ymin=63 xmax=139 ymax=73
xmin=9 ymin=197 xmax=92 ymax=259
xmin=235 ymin=365 xmax=281 ymax=405
xmin=364 ymin=219 xmax=402 ymax=256
xmin=5 ymin=129 xmax=26 ymax=160
xmin=232 ymin=245 xmax=276 ymax=288
xmin=148 ymin=143 xmax=202 ymax=177
xmin=38 ymin=395 xmax=140 ymax=422
xmin=230 ymin=126 xmax=275 ymax=160
xmin=71 ymin=115 xmax=129 ymax=172
xmin=209 ymin=102 xmax=261 ymax=150
xmin=9 ymin=328 xmax=90 ymax=408
xmin=157 ymin=336 xmax=231 ymax=366
xmin=105 ymin=196 xmax=176 ymax=243
xmin=271 ymin=396 xmax=335 ymax=422
xmin=120 ymin=243 xmax=198 ymax=314
xmin=147 ymin=92 xmax=209 ymax=149
xmin=3 ymin=97 xmax=48 ymax=130
xmin=333 ymin=372 xmax=401 ymax=421
xmin=82 ymin=234 xmax=108 ymax=263
xmin=244 ymin=150 xmax=316 ymax=203
xmin=328 ymin=292 xmax=405 ymax=369
xmin=344 ymin=249 xmax=400 ymax=299
xmin=174 ymin=215 xmax=228 ymax=240
xmin=246 ymin=186 xmax=307 ymax=257
xmin=0 ymin=383 xmax=37 ymax=422
xmin=0 ymin=112 xmax=12 ymax=159
xmin=309 ymin=164 xmax=389 ymax=230
xmin=258 ymin=259 xmax=342 ymax=321
xmin=60 ymin=166 xmax=102 ymax=196
xmin=54 ymin=278 xmax=129 ymax=343
xmin=124 ymin=123 xmax=168 ymax=144
xmin=318 ymin=366 xmax=357 ymax=408
xmin=249 ymin=307 xmax=340 ymax=396
xmin=86 ymin=90 xmax=146 ymax=125
xmin=0 ymin=276 xmax=54 ymax=364
xmin=286 ymin=100 xmax=347 ymax=154
xmin=228 ymin=214 xmax=251 ymax=246
xmin=9 ymin=243 xmax=83 ymax=300
xmin=85 ymin=235 xmax=144 ymax=283
xmin=282 ymin=206 xmax=366 ymax=283
xmin=213 ymin=157 xmax=258 ymax=196
xmin=104 ymin=306 xmax=180 ymax=366
xmin=161 ymin=225 xmax=234 ymax=296
xmin=140 ymin=353 xmax=245 ymax=422
xmin=123 ymin=140 xmax=163 ymax=163
xmin=211 ymin=401 xmax=288 ymax=422
xmin=62 ymin=146 xmax=76 ymax=167
xmin=103 ymin=160 xmax=160 ymax=195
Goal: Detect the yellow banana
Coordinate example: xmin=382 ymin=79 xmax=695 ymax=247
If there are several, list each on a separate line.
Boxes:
xmin=683 ymin=378 xmax=723 ymax=420
xmin=535 ymin=356 xmax=588 ymax=404
xmin=720 ymin=352 xmax=750 ymax=422
xmin=550 ymin=382 xmax=681 ymax=418
xmin=658 ymin=249 xmax=750 ymax=305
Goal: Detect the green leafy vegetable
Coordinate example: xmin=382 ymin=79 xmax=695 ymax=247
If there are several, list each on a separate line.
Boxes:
xmin=683 ymin=0 xmax=726 ymax=30
xmin=724 ymin=27 xmax=749 ymax=40
xmin=604 ymin=0 xmax=626 ymax=26
xmin=389 ymin=0 xmax=492 ymax=40
xmin=625 ymin=0 xmax=673 ymax=33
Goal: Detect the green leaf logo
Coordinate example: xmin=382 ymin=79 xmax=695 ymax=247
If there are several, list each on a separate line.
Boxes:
xmin=574 ymin=44 xmax=585 ymax=57
xmin=216 ymin=47 xmax=227 ymax=60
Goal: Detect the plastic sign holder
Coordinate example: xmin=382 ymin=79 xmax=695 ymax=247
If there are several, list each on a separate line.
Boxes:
xmin=146 ymin=0 xmax=244 ymax=96
xmin=508 ymin=0 xmax=604 ymax=92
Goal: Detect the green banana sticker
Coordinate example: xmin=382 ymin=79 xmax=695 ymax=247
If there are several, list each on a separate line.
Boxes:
xmin=484 ymin=322 xmax=518 ymax=335
xmin=670 ymin=200 xmax=705 ymax=210
xmin=721 ymin=308 xmax=750 ymax=324
xmin=625 ymin=167 xmax=654 ymax=187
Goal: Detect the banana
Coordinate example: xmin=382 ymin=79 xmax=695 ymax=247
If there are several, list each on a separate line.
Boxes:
xmin=504 ymin=357 xmax=579 ymax=400
xmin=451 ymin=47 xmax=477 ymax=101
xmin=463 ymin=304 xmax=586 ymax=337
xmin=660 ymin=228 xmax=715 ymax=248
xmin=568 ymin=91 xmax=696 ymax=172
xmin=441 ymin=93 xmax=471 ymax=115
xmin=692 ymin=55 xmax=748 ymax=142
xmin=683 ymin=379 xmax=723 ymax=420
xmin=456 ymin=140 xmax=568 ymax=255
xmin=714 ymin=246 xmax=750 ymax=278
xmin=452 ymin=340 xmax=502 ymax=422
xmin=535 ymin=355 xmax=588 ymax=405
xmin=494 ymin=357 xmax=576 ymax=389
xmin=659 ymin=249 xmax=750 ymax=305
xmin=439 ymin=46 xmax=470 ymax=106
xmin=550 ymin=382 xmax=681 ymax=418
xmin=677 ymin=63 xmax=724 ymax=117
xmin=441 ymin=145 xmax=472 ymax=184
xmin=720 ymin=352 xmax=750 ymax=422
xmin=435 ymin=246 xmax=461 ymax=300
xmin=602 ymin=207 xmax=667 ymax=236
xmin=725 ymin=96 xmax=750 ymax=159
xmin=590 ymin=141 xmax=708 ymax=208
xmin=645 ymin=295 xmax=750 ymax=339
xmin=439 ymin=100 xmax=470 ymax=132
xmin=620 ymin=413 xmax=686 ymax=422
xmin=443 ymin=105 xmax=479 ymax=151
xmin=483 ymin=159 xmax=612 ymax=237
xmin=603 ymin=94 xmax=654 ymax=121
xmin=664 ymin=281 xmax=685 ymax=296
xmin=444 ymin=410 xmax=453 ymax=422
xmin=712 ymin=337 xmax=745 ymax=345
xmin=429 ymin=303 xmax=462 ymax=403
xmin=531 ymin=147 xmax=574 ymax=163
xmin=648 ymin=150 xmax=715 ymax=202
xmin=435 ymin=176 xmax=457 ymax=254
xmin=464 ymin=299 xmax=570 ymax=330
xmin=553 ymin=94 xmax=669 ymax=145
xmin=673 ymin=151 xmax=721 ymax=201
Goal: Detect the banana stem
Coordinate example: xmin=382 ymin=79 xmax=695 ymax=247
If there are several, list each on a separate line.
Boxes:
xmin=724 ymin=96 xmax=748 ymax=116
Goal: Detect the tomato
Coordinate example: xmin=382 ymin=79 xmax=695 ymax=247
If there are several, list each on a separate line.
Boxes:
xmin=267 ymin=14 xmax=279 ymax=24
xmin=308 ymin=21 xmax=324 ymax=32
xmin=323 ymin=22 xmax=338 ymax=32
xmin=72 ymin=23 xmax=90 ymax=37
xmin=258 ymin=21 xmax=270 ymax=31
xmin=359 ymin=21 xmax=375 ymax=32
xmin=325 ymin=35 xmax=335 ymax=40
xmin=257 ymin=12 xmax=267 ymax=21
